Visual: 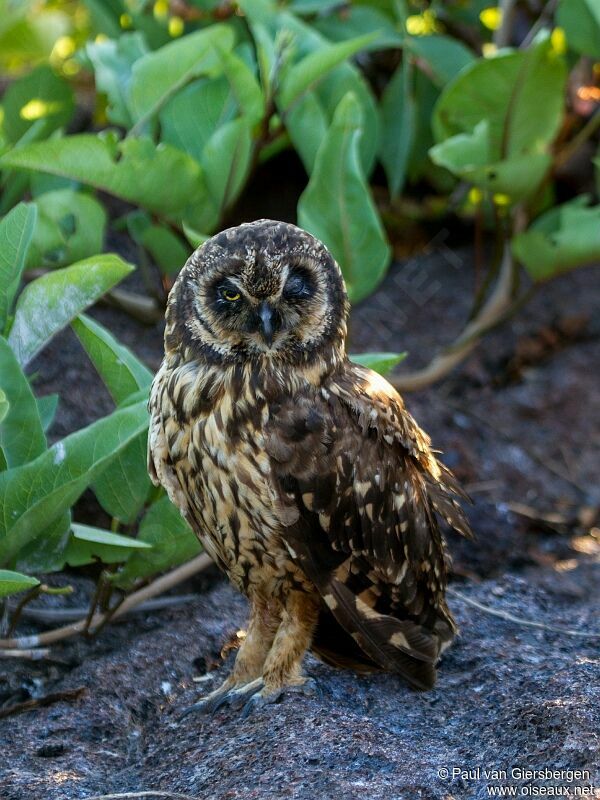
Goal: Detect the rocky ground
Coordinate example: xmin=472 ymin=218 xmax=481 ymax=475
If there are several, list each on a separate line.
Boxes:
xmin=1 ymin=240 xmax=599 ymax=799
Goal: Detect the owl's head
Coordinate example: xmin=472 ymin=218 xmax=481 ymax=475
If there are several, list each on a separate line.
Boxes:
xmin=165 ymin=220 xmax=349 ymax=368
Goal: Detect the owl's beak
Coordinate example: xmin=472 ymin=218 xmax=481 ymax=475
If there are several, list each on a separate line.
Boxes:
xmin=257 ymin=302 xmax=276 ymax=347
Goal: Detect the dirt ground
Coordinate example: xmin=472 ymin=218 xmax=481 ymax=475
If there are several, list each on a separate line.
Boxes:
xmin=1 ymin=238 xmax=599 ymax=799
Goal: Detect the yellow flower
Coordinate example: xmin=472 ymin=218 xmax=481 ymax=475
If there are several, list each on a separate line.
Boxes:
xmin=406 ymin=10 xmax=439 ymax=36
xmin=480 ymin=7 xmax=502 ymax=31
xmin=154 ymin=0 xmax=169 ymax=19
xmin=551 ymin=27 xmax=567 ymax=56
xmin=493 ymin=193 xmax=511 ymax=207
xmin=482 ymin=42 xmax=498 ymax=58
xmin=119 ymin=13 xmax=133 ymax=29
xmin=468 ymin=187 xmax=483 ymax=205
xmin=168 ymin=16 xmax=184 ymax=37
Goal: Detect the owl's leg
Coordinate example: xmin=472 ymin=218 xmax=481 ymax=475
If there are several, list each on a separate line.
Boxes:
xmin=237 ymin=590 xmax=320 ymax=713
xmin=180 ymin=596 xmax=281 ymax=717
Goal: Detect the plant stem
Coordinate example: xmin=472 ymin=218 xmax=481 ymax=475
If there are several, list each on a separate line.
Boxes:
xmin=555 ymin=108 xmax=600 ymax=169
xmin=0 ymin=553 xmax=212 ymax=650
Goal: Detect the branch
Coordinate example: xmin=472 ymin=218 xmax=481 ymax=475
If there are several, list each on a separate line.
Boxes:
xmin=494 ymin=0 xmax=518 ymax=48
xmin=391 ymin=244 xmax=515 ymax=392
xmin=449 ymin=587 xmax=600 ymax=637
xmin=0 ymin=553 xmax=212 ymax=650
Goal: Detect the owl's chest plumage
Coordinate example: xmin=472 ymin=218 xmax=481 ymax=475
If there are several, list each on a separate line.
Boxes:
xmin=151 ymin=361 xmax=313 ymax=598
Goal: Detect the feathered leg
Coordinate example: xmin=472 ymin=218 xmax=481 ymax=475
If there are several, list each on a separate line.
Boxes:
xmin=181 ymin=596 xmax=281 ymax=716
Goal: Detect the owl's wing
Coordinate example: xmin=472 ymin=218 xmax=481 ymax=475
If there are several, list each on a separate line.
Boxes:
xmin=265 ymin=361 xmax=471 ymax=690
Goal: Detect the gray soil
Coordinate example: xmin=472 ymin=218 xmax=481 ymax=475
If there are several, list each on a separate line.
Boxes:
xmin=1 ymin=241 xmax=599 ymax=800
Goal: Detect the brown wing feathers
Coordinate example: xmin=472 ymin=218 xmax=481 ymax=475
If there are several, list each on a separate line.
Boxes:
xmin=266 ymin=363 xmax=472 ymax=690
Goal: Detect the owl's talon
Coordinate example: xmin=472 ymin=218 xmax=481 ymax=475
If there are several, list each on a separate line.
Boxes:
xmin=241 ymin=678 xmax=320 ymax=718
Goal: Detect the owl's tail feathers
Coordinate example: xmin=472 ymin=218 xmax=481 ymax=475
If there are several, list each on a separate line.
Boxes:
xmin=317 ymin=577 xmax=445 ymax=691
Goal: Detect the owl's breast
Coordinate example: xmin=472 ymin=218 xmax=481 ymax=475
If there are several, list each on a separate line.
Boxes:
xmin=154 ymin=373 xmax=312 ymax=598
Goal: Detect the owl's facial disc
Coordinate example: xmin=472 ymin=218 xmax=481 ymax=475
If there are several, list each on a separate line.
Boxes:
xmin=208 ymin=264 xmax=319 ymax=352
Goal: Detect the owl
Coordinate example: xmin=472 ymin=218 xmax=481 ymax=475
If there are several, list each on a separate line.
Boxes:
xmin=148 ymin=220 xmax=472 ymax=715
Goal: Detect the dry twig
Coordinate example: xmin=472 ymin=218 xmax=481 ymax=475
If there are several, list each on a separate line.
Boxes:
xmin=449 ymin=588 xmax=600 ymax=637
xmin=0 ymin=553 xmax=212 ymax=650
xmin=0 ymin=687 xmax=86 ymax=720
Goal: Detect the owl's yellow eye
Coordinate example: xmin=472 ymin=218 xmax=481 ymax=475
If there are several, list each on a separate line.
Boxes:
xmin=222 ymin=288 xmax=241 ymax=302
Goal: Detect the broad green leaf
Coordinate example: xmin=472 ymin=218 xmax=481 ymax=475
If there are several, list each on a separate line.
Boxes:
xmin=0 ymin=337 xmax=46 ymax=468
xmin=36 ymin=394 xmax=59 ymax=433
xmin=139 ymin=225 xmax=190 ymax=276
xmin=405 ymin=35 xmax=475 ymax=87
xmin=114 ymin=496 xmax=201 ymax=589
xmin=2 ymin=64 xmax=74 ymax=144
xmin=0 ymin=399 xmax=148 ymax=565
xmin=557 ymin=0 xmax=600 ymax=58
xmin=71 ymin=314 xmax=152 ymax=405
xmin=64 ymin=523 xmax=151 ymax=567
xmin=512 ymin=198 xmax=600 ymax=281
xmin=93 ymin=431 xmax=152 ymax=524
xmin=0 ymin=569 xmax=39 ymax=598
xmin=433 ymin=39 xmax=566 ymax=160
xmin=285 ymin=92 xmax=329 ymax=173
xmin=379 ymin=61 xmax=416 ymax=199
xmin=0 ymin=135 xmax=216 ymax=229
xmin=73 ymin=524 xmax=152 ymax=549
xmin=86 ymin=33 xmax=148 ymax=128
xmin=351 ymin=352 xmax=407 ymax=376
xmin=278 ymin=32 xmax=377 ymax=109
xmin=71 ymin=314 xmax=153 ymax=524
xmin=212 ymin=44 xmax=265 ymax=126
xmin=28 ymin=189 xmax=107 ymax=268
xmin=8 ymin=254 xmax=134 ymax=368
xmin=430 ymin=119 xmax=552 ymax=201
xmin=313 ymin=6 xmax=403 ymax=48
xmin=0 ymin=390 xmax=8 ymax=425
xmin=129 ymin=24 xmax=236 ymax=126
xmin=0 ymin=203 xmax=37 ymax=335
xmin=159 ymin=76 xmax=237 ymax=164
xmin=202 ymin=118 xmax=253 ymax=216
xmin=15 ymin=511 xmax=71 ymax=573
xmin=298 ymin=92 xmax=391 ymax=303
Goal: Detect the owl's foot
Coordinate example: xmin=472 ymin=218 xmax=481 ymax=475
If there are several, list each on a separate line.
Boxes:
xmin=241 ymin=677 xmax=320 ymax=718
xmin=179 ymin=677 xmax=264 ymax=719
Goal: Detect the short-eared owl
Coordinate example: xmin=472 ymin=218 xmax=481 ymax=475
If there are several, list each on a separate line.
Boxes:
xmin=148 ymin=220 xmax=471 ymax=712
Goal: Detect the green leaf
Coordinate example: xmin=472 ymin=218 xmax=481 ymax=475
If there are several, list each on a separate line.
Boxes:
xmin=313 ymin=6 xmax=403 ymax=49
xmin=93 ymin=431 xmax=151 ymax=524
xmin=73 ymin=523 xmax=152 ymax=549
xmin=64 ymin=523 xmax=151 ymax=567
xmin=0 ymin=203 xmax=37 ymax=336
xmin=298 ymin=92 xmax=391 ymax=303
xmin=1 ymin=64 xmax=74 ymax=144
xmin=350 ymin=351 xmax=407 ymax=376
xmin=0 ymin=399 xmax=148 ymax=566
xmin=0 ymin=134 xmax=216 ymax=229
xmin=139 ymin=225 xmax=190 ymax=276
xmin=15 ymin=511 xmax=71 ymax=573
xmin=29 ymin=189 xmax=107 ymax=268
xmin=0 ymin=569 xmax=39 ymax=598
xmin=285 ymin=92 xmax=329 ymax=173
xmin=512 ymin=198 xmax=600 ymax=281
xmin=429 ymin=119 xmax=552 ymax=201
xmin=278 ymin=31 xmax=378 ymax=109
xmin=114 ymin=496 xmax=201 ymax=589
xmin=8 ymin=254 xmax=134 ymax=368
xmin=379 ymin=61 xmax=416 ymax=199
xmin=212 ymin=44 xmax=265 ymax=126
xmin=433 ymin=39 xmax=566 ymax=160
xmin=0 ymin=337 xmax=46 ymax=468
xmin=406 ymin=35 xmax=475 ymax=87
xmin=71 ymin=314 xmax=152 ymax=406
xmin=71 ymin=314 xmax=153 ymax=524
xmin=0 ymin=390 xmax=8 ymax=426
xmin=86 ymin=32 xmax=148 ymax=127
xmin=129 ymin=24 xmax=236 ymax=126
xmin=202 ymin=118 xmax=253 ymax=216
xmin=557 ymin=0 xmax=600 ymax=58
xmin=36 ymin=394 xmax=59 ymax=433
xmin=159 ymin=76 xmax=237 ymax=164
